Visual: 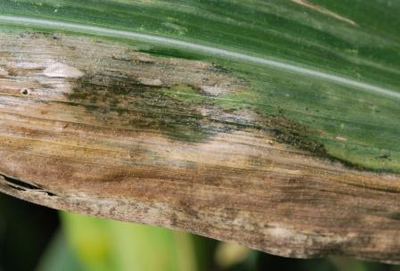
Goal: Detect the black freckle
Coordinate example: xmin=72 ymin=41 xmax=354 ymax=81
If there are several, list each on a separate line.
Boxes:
xmin=21 ymin=88 xmax=30 ymax=96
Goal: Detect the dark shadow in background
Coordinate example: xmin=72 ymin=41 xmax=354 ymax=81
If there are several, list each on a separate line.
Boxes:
xmin=0 ymin=193 xmax=59 ymax=271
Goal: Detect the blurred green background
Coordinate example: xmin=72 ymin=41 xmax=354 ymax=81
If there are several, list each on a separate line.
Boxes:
xmin=1 ymin=192 xmax=399 ymax=271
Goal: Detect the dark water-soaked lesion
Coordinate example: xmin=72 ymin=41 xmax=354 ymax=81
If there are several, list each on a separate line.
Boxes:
xmin=66 ymin=73 xmax=242 ymax=142
xmin=65 ymin=71 xmax=335 ymax=163
xmin=263 ymin=115 xmax=326 ymax=155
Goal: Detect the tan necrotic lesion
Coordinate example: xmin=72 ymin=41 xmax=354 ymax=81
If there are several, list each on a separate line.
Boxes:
xmin=0 ymin=32 xmax=249 ymax=142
